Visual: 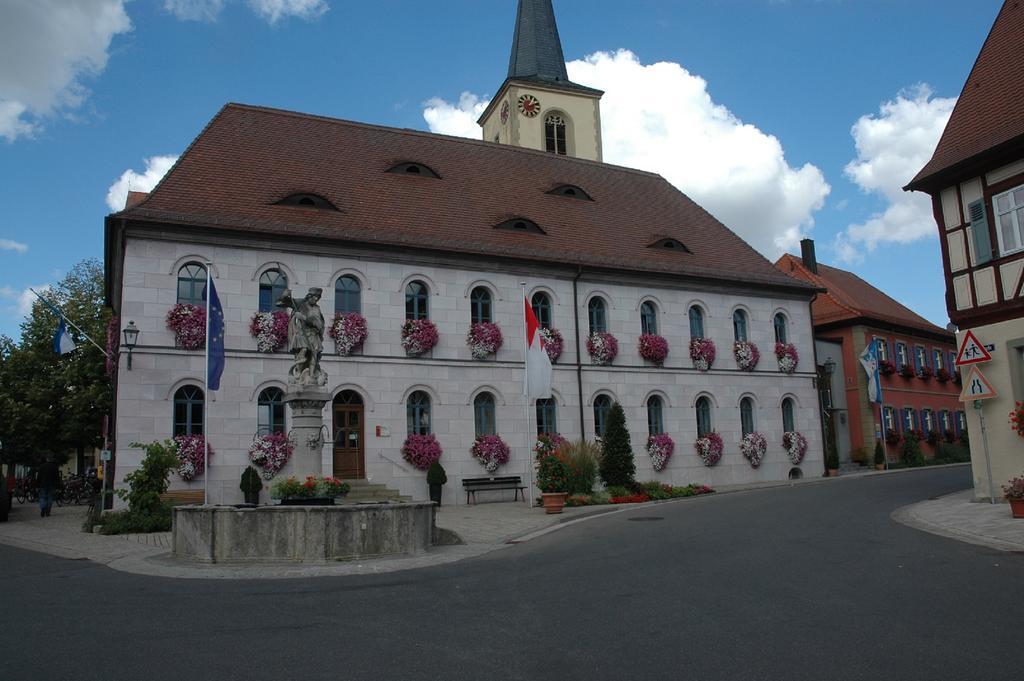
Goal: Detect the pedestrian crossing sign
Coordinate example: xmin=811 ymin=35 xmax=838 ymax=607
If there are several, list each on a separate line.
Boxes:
xmin=955 ymin=329 xmax=992 ymax=366
xmin=959 ymin=365 xmax=998 ymax=402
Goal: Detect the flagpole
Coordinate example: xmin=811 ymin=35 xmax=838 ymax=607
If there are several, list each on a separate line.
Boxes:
xmin=522 ymin=282 xmax=534 ymax=507
xmin=876 ymin=339 xmax=887 ymax=471
xmin=29 ymin=288 xmax=110 ymax=357
xmin=204 ymin=262 xmax=211 ymax=506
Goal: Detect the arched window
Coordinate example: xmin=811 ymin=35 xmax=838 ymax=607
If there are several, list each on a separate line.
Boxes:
xmin=536 ymin=398 xmax=557 ymax=435
xmin=545 ymin=113 xmax=567 ymax=156
xmin=588 ymin=297 xmax=607 ymax=334
xmin=470 ymin=287 xmax=493 ymax=324
xmin=473 ymin=392 xmax=496 ymax=436
xmin=406 ymin=391 xmax=431 ymax=435
xmin=733 ymin=309 xmax=748 ymax=342
xmin=640 ymin=301 xmax=658 ymax=335
xmin=335 ymin=275 xmax=361 ymax=314
xmin=405 ymin=281 xmax=429 ymax=320
xmin=531 ymin=292 xmax=552 ymax=328
xmin=689 ymin=306 xmax=705 ymax=339
xmin=740 ymin=397 xmax=755 ymax=436
xmin=695 ymin=396 xmax=712 ymax=438
xmin=257 ymin=387 xmax=285 ymax=435
xmin=774 ymin=313 xmax=788 ymax=344
xmin=173 ymin=385 xmax=204 ymax=436
xmin=647 ymin=396 xmax=664 ymax=436
xmin=593 ymin=395 xmax=612 ymax=438
xmin=782 ymin=397 xmax=795 ymax=433
xmin=177 ymin=263 xmax=207 ymax=305
xmin=258 ymin=269 xmax=288 ymax=312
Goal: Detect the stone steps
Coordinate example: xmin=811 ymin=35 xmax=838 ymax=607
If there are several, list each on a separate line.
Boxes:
xmin=342 ymin=479 xmax=413 ymax=503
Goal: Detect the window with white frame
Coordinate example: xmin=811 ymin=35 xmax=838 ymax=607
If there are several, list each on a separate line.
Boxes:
xmin=940 ymin=410 xmax=951 ymax=432
xmin=922 ymin=409 xmax=934 ymax=433
xmin=915 ymin=346 xmax=928 ymax=374
xmin=902 ymin=407 xmax=916 ymax=432
xmin=874 ymin=337 xmax=889 ymax=362
xmin=883 ymin=406 xmax=896 ymax=432
xmin=993 ymin=184 xmax=1024 ymax=255
xmin=932 ymin=348 xmax=944 ymax=371
xmin=895 ymin=343 xmax=909 ymax=369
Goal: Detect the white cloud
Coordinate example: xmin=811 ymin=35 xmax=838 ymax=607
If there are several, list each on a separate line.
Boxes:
xmin=834 ymin=85 xmax=956 ymax=263
xmin=106 ymin=155 xmax=179 ymax=212
xmin=0 ymin=0 xmax=132 ymax=142
xmin=422 ymin=49 xmax=829 ymax=258
xmin=0 ymin=284 xmax=50 ymax=318
xmin=247 ymin=0 xmax=328 ymax=24
xmin=0 ymin=239 xmax=28 ymax=254
xmin=164 ymin=0 xmax=226 ymax=22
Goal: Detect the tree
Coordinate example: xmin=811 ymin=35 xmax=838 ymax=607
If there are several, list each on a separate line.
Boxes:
xmin=599 ymin=402 xmax=635 ymax=487
xmin=0 ymin=259 xmax=112 ymax=468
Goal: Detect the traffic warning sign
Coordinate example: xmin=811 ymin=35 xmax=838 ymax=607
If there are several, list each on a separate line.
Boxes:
xmin=959 ymin=365 xmax=998 ymax=402
xmin=955 ymin=330 xmax=992 ymax=367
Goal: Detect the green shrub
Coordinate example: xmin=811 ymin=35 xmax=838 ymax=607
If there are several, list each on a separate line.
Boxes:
xmin=599 ymin=402 xmax=635 ymax=487
xmin=874 ymin=440 xmax=885 ymax=466
xmin=240 ymin=466 xmax=262 ymax=494
xmin=120 ymin=440 xmax=179 ymax=514
xmin=558 ymin=439 xmax=601 ymax=495
xmin=98 ymin=506 xmax=172 ymax=535
xmin=536 ymin=455 xmax=569 ymax=493
xmin=426 ymin=461 xmax=447 ymax=485
xmin=825 ymin=440 xmax=839 ymax=470
xmin=901 ymin=431 xmax=925 ymax=467
xmin=936 ymin=443 xmax=971 ymax=464
xmin=605 ymin=485 xmax=631 ymax=498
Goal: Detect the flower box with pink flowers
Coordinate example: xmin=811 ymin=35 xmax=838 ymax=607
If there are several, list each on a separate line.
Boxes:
xmin=401 ymin=319 xmax=439 ymax=357
xmin=638 ymin=334 xmax=669 ymax=366
xmin=467 ymin=322 xmax=503 ymax=360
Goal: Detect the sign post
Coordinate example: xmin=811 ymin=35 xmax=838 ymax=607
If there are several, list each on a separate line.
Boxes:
xmin=959 ymin=362 xmax=999 ymax=504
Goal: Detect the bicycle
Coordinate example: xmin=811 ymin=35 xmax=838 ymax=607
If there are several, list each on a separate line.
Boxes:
xmin=14 ymin=477 xmax=38 ymax=504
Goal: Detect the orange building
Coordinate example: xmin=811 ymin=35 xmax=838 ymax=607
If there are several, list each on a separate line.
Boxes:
xmin=776 ymin=241 xmax=964 ymax=465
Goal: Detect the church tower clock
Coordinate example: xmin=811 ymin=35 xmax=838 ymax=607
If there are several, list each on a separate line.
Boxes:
xmin=478 ymin=0 xmax=604 ymax=162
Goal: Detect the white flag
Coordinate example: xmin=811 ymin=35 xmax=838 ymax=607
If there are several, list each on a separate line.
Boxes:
xmin=524 ymin=297 xmax=552 ymax=399
xmin=859 ymin=339 xmax=882 ymax=404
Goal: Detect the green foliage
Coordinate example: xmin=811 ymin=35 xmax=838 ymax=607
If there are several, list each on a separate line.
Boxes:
xmin=426 ymin=460 xmax=448 ymax=485
xmin=825 ymin=440 xmax=839 ymax=469
xmin=536 ymin=455 xmax=569 ymax=493
xmin=900 ymin=431 xmax=925 ymax=467
xmin=240 ymin=466 xmax=263 ymax=494
xmin=874 ymin=440 xmax=885 ymax=466
xmin=558 ymin=439 xmax=601 ymax=495
xmin=119 ymin=440 xmax=178 ymax=514
xmin=599 ymin=402 xmax=635 ymax=487
xmin=0 ymin=259 xmax=112 ymax=467
xmin=604 ymin=485 xmax=631 ymax=498
xmin=97 ymin=506 xmax=172 ymax=535
xmin=935 ymin=443 xmax=971 ymax=464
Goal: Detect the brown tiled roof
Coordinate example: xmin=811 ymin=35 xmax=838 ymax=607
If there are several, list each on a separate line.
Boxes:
xmin=111 ymin=103 xmax=813 ymax=293
xmin=907 ymin=1 xmax=1024 ymax=189
xmin=774 ymin=253 xmax=953 ymax=339
xmin=124 ymin=191 xmax=148 ymax=209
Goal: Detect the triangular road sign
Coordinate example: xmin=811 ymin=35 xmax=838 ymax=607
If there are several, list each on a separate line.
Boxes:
xmin=960 ymin=365 xmax=998 ymax=402
xmin=955 ymin=329 xmax=992 ymax=366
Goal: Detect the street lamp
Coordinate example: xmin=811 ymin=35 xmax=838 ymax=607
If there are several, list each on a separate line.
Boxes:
xmin=122 ymin=321 xmax=139 ymax=370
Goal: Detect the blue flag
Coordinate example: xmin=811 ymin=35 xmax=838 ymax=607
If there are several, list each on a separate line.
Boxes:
xmin=859 ymin=338 xmax=882 ymax=404
xmin=53 ymin=317 xmax=77 ymax=355
xmin=207 ymin=276 xmax=225 ymax=391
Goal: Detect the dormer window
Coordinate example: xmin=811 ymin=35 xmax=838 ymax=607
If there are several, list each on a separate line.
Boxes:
xmin=547 ymin=184 xmax=592 ymax=201
xmin=387 ymin=162 xmax=441 ymax=179
xmin=275 ymin=193 xmax=337 ymax=210
xmin=648 ymin=238 xmax=691 ymax=253
xmin=495 ymin=218 xmax=545 ymax=234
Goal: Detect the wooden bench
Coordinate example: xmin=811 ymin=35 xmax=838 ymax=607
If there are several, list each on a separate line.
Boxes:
xmin=462 ymin=476 xmax=527 ymax=505
xmin=159 ymin=490 xmax=206 ymax=506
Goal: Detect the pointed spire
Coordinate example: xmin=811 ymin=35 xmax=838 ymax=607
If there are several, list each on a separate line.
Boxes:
xmin=507 ymin=0 xmax=569 ymax=83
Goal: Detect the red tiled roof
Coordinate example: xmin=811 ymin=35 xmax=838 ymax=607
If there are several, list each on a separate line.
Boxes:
xmin=111 ymin=103 xmax=813 ymax=292
xmin=124 ymin=191 xmax=148 ymax=209
xmin=908 ymin=1 xmax=1024 ymax=189
xmin=774 ymin=253 xmax=953 ymax=339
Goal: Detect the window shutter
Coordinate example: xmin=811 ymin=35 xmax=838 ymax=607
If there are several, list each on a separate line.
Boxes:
xmin=967 ymin=199 xmax=993 ymax=264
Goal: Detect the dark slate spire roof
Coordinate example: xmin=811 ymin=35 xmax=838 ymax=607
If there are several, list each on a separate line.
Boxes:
xmin=507 ymin=0 xmax=570 ymax=83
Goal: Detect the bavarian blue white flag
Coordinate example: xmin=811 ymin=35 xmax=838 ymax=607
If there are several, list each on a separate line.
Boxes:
xmin=53 ymin=317 xmax=76 ymax=355
xmin=206 ymin=276 xmax=225 ymax=391
xmin=859 ymin=339 xmax=882 ymax=404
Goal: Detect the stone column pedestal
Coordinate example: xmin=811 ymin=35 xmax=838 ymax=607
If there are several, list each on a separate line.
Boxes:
xmin=282 ymin=388 xmax=331 ymax=479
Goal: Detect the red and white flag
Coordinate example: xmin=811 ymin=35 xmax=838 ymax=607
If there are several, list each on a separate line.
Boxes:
xmin=524 ymin=296 xmax=552 ymax=399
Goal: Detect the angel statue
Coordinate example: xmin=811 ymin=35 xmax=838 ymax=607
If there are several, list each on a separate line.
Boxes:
xmin=276 ymin=287 xmax=328 ymax=387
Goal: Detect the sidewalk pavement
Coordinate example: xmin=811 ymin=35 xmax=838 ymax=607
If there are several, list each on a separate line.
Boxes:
xmin=0 ymin=464 xmax=1019 ymax=580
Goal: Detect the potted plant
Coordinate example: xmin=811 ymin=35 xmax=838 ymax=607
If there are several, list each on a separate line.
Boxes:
xmin=271 ymin=475 xmax=350 ymax=505
xmin=1003 ymin=476 xmax=1024 ymax=518
xmin=239 ymin=465 xmax=263 ymax=505
xmin=536 ymin=454 xmax=569 ymax=514
xmin=825 ymin=441 xmax=839 ymax=477
xmin=426 ymin=460 xmax=447 ymax=506
xmin=873 ymin=440 xmax=886 ymax=471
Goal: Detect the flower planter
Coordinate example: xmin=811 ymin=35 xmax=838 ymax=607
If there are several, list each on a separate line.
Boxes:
xmin=875 ymin=464 xmax=885 ymax=471
xmin=541 ymin=492 xmax=568 ymax=514
xmin=1010 ymin=498 xmax=1024 ymax=519
xmin=280 ymin=496 xmax=341 ymax=506
xmin=827 ymin=469 xmax=839 ymax=477
xmin=429 ymin=483 xmax=443 ymax=506
xmin=243 ymin=490 xmax=260 ymax=505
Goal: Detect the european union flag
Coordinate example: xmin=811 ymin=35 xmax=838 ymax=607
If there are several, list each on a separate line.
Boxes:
xmin=207 ymin=276 xmax=225 ymax=391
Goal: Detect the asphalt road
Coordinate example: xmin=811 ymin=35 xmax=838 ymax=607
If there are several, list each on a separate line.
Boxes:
xmin=2 ymin=467 xmax=1020 ymax=681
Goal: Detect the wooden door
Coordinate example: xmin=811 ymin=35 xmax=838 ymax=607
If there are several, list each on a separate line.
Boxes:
xmin=332 ymin=391 xmax=364 ymax=479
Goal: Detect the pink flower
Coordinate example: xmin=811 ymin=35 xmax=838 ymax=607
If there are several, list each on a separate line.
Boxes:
xmin=467 ymin=322 xmax=503 ymax=359
xmin=470 ymin=434 xmax=511 ymax=472
xmin=586 ymin=332 xmax=618 ymax=365
xmin=740 ymin=432 xmax=768 ymax=468
xmin=733 ymin=341 xmax=760 ymax=371
xmin=646 ymin=433 xmax=675 ymax=471
xmin=249 ymin=310 xmax=289 ymax=353
xmin=329 ymin=312 xmax=369 ymax=355
xmin=782 ymin=431 xmax=808 ymax=465
xmin=695 ymin=432 xmax=723 ymax=466
xmin=775 ymin=342 xmax=799 ymax=374
xmin=401 ymin=319 xmax=439 ymax=356
xmin=174 ymin=434 xmax=213 ymax=481
xmin=638 ymin=334 xmax=669 ymax=366
xmin=166 ymin=304 xmax=205 ymax=350
xmin=689 ymin=338 xmax=716 ymax=371
xmin=540 ymin=327 xmax=564 ymax=362
xmin=248 ymin=432 xmax=294 ymax=479
xmin=401 ymin=433 xmax=443 ymax=470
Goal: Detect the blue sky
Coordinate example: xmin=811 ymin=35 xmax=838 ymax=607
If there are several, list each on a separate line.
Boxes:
xmin=0 ymin=0 xmax=1005 ymax=339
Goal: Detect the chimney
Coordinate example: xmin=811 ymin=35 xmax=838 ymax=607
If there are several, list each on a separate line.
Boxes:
xmin=800 ymin=238 xmax=818 ymax=274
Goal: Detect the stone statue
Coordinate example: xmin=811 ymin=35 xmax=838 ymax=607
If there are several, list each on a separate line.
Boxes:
xmin=276 ymin=287 xmax=328 ymax=387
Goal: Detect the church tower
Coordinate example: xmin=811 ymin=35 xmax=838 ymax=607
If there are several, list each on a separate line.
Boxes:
xmin=478 ymin=0 xmax=604 ymax=162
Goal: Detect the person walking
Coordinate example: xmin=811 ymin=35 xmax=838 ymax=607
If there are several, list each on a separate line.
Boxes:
xmin=36 ymin=456 xmax=60 ymax=518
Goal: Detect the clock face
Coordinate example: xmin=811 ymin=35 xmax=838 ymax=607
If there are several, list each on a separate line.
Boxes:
xmin=517 ymin=94 xmax=541 ymax=118
xmin=500 ymin=100 xmax=510 ymax=124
